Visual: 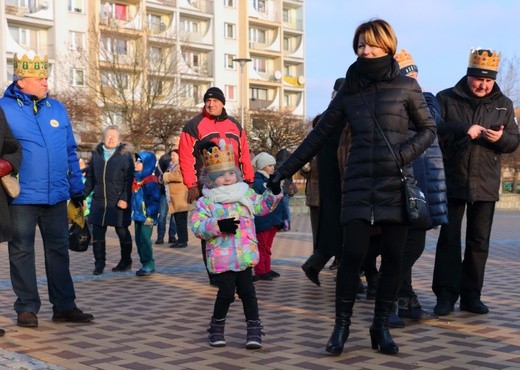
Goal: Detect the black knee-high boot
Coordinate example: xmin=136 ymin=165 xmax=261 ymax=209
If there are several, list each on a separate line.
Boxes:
xmin=301 ymin=252 xmax=329 ymax=286
xmin=112 ymin=242 xmax=133 ymax=272
xmin=370 ymin=300 xmax=399 ymax=354
xmin=92 ymin=241 xmax=106 ymax=275
xmin=325 ymin=298 xmax=354 ymax=355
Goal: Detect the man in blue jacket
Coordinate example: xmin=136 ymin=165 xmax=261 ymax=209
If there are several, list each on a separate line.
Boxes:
xmin=0 ymin=51 xmax=94 ymax=327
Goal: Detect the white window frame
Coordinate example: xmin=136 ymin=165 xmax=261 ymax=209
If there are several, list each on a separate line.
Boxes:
xmin=224 ymin=0 xmax=235 ymax=7
xmin=180 ymin=19 xmax=199 ymax=33
xmin=68 ymin=0 xmax=84 ymax=14
xmin=224 ymin=23 xmax=235 ymax=39
xmin=250 ymin=87 xmax=267 ymax=101
xmin=252 ymin=57 xmax=267 ymax=73
xmin=253 ymin=0 xmax=266 ymax=13
xmin=9 ymin=26 xmax=30 ymax=47
xmin=249 ymin=27 xmax=266 ymax=44
xmin=225 ymin=54 xmax=236 ymax=69
xmin=225 ymin=85 xmax=236 ymax=101
xmin=69 ymin=31 xmax=85 ymax=51
xmin=70 ymin=68 xmax=85 ymax=86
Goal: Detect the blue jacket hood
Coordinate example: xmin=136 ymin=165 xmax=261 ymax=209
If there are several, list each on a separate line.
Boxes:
xmin=135 ymin=152 xmax=157 ymax=181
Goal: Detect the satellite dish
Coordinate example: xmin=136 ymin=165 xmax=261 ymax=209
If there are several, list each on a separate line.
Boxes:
xmin=298 ymin=75 xmax=305 ymax=84
xmin=274 ymin=70 xmax=282 ymax=80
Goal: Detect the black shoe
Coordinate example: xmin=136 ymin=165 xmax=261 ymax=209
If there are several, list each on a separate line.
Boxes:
xmin=52 ymin=307 xmax=94 ymax=323
xmin=168 ymin=236 xmax=177 ymax=244
xmin=112 ymin=260 xmax=132 ymax=272
xmin=268 ymin=270 xmax=280 ymax=278
xmin=258 ymin=274 xmax=273 ymax=281
xmin=155 ymin=238 xmax=164 ymax=245
xmin=433 ymin=301 xmax=454 ymax=316
xmin=460 ymin=299 xmax=489 ymax=314
xmin=0 ymin=328 xmax=4 ymax=336
xmin=252 ymin=275 xmax=259 ymax=282
xmin=170 ymin=241 xmax=187 ymax=248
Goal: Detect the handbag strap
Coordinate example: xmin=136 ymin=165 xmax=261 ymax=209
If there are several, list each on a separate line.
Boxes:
xmin=360 ymin=90 xmax=406 ymax=182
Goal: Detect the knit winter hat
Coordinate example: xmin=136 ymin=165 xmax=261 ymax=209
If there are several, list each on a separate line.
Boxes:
xmin=467 ymin=48 xmax=500 ymax=80
xmin=252 ymin=152 xmax=276 ymax=171
xmin=203 ymin=87 xmax=226 ymax=105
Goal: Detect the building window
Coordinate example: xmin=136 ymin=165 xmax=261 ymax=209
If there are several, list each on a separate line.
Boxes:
xmin=225 ymin=54 xmax=235 ymax=69
xmin=148 ymin=79 xmax=163 ymax=95
xmin=101 ymin=71 xmax=128 ymax=89
xmin=180 ymin=83 xmax=199 ymax=100
xmin=100 ymin=37 xmax=128 ymax=55
xmin=252 ymin=58 xmax=267 ymax=73
xmin=103 ymin=2 xmax=128 ymax=21
xmin=147 ymin=13 xmax=165 ymax=33
xmin=70 ymin=68 xmax=85 ymax=86
xmin=68 ymin=0 xmax=84 ymax=13
xmin=253 ymin=0 xmax=266 ymax=13
xmin=250 ymin=87 xmax=267 ymax=101
xmin=183 ymin=51 xmax=200 ymax=69
xmin=148 ymin=46 xmax=162 ymax=63
xmin=283 ymin=36 xmax=290 ymax=51
xmin=249 ymin=28 xmax=266 ymax=44
xmin=17 ymin=0 xmax=28 ymax=7
xmin=9 ymin=26 xmax=30 ymax=46
xmin=69 ymin=31 xmax=85 ymax=51
xmin=180 ymin=19 xmax=199 ymax=33
xmin=224 ymin=23 xmax=235 ymax=39
xmin=224 ymin=0 xmax=235 ymax=7
xmin=225 ymin=85 xmax=236 ymax=101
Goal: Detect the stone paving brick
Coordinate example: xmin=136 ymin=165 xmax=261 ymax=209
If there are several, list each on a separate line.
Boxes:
xmin=0 ymin=210 xmax=518 ymax=369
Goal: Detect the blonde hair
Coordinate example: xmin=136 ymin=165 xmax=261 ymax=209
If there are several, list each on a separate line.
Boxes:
xmin=352 ymin=19 xmax=397 ymax=56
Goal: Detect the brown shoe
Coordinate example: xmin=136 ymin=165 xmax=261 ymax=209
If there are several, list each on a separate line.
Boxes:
xmin=17 ymin=312 xmax=38 ymax=327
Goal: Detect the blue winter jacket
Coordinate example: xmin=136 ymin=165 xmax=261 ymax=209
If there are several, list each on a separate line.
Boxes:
xmin=253 ymin=171 xmax=286 ymax=232
xmin=0 ymin=83 xmax=84 ymax=205
xmin=131 ymin=151 xmax=160 ymax=223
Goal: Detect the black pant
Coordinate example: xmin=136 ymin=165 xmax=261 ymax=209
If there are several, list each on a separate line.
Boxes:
xmin=212 ymin=268 xmax=259 ymax=321
xmin=399 ymin=227 xmax=426 ymax=297
xmin=173 ymin=211 xmax=188 ymax=243
xmin=337 ymin=221 xmax=407 ymax=302
xmin=92 ymin=224 xmax=132 ymax=245
xmin=432 ymin=199 xmax=495 ymax=304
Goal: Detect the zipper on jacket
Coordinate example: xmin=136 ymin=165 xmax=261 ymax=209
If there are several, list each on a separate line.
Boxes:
xmin=101 ymin=156 xmax=108 ymax=225
xmin=370 ymin=207 xmax=375 ymax=225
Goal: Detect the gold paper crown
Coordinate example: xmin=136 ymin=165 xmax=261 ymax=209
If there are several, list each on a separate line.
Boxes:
xmin=394 ymin=49 xmax=416 ymax=70
xmin=468 ymin=48 xmax=500 ymax=72
xmin=13 ymin=51 xmax=49 ymax=78
xmin=202 ymin=142 xmax=235 ymax=174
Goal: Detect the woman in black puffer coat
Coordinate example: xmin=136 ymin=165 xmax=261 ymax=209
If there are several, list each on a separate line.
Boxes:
xmin=84 ymin=126 xmax=134 ymax=275
xmin=269 ymin=19 xmax=436 ymax=356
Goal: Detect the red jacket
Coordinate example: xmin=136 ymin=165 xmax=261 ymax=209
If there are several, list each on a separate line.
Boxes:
xmin=179 ymin=108 xmax=254 ymax=188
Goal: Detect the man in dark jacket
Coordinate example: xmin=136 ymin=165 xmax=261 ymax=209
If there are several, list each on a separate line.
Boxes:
xmin=84 ymin=126 xmax=134 ymax=275
xmin=432 ymin=48 xmax=520 ymax=317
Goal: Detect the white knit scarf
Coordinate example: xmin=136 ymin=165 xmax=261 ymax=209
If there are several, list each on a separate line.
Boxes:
xmin=202 ymin=182 xmax=255 ymax=217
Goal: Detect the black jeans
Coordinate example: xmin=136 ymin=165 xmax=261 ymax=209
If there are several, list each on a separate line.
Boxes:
xmin=337 ymin=221 xmax=407 ymax=302
xmin=432 ymin=199 xmax=495 ymax=304
xmin=173 ymin=211 xmax=188 ymax=243
xmin=399 ymin=227 xmax=426 ymax=297
xmin=92 ymin=224 xmax=132 ymax=245
xmin=212 ymin=268 xmax=259 ymax=321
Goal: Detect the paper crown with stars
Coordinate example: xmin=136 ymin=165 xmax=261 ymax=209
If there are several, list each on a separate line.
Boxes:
xmin=394 ymin=49 xmax=418 ymax=76
xmin=467 ymin=48 xmax=500 ymax=80
xmin=13 ymin=51 xmax=49 ymax=79
xmin=202 ymin=140 xmax=236 ymax=174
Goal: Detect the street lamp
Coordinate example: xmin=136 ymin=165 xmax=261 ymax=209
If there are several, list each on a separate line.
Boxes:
xmin=232 ymin=57 xmax=252 ymax=131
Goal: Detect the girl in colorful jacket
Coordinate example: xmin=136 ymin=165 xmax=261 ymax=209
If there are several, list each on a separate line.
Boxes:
xmin=191 ymin=140 xmax=282 ymax=350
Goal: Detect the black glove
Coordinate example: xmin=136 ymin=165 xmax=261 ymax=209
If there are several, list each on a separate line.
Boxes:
xmin=71 ymin=195 xmax=85 ymax=208
xmin=218 ymin=218 xmax=240 ymax=234
xmin=267 ymin=172 xmax=282 ymax=195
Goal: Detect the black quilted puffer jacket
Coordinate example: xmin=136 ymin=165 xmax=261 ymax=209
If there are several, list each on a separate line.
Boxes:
xmin=278 ymin=61 xmax=436 ymax=225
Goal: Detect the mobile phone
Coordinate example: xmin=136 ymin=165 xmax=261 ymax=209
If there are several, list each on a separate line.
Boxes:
xmin=489 ymin=125 xmax=502 ymax=131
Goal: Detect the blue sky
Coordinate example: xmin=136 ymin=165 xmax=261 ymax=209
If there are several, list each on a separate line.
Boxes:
xmin=305 ymin=0 xmax=520 ymax=119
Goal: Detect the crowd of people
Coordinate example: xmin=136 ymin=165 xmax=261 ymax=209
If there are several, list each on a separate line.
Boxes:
xmin=0 ymin=17 xmax=518 ymax=354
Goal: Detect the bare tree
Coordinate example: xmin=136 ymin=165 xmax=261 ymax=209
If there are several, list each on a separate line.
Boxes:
xmin=248 ymin=108 xmax=310 ymax=156
xmin=496 ymin=54 xmax=520 ymax=107
xmin=147 ymin=106 xmax=196 ymax=150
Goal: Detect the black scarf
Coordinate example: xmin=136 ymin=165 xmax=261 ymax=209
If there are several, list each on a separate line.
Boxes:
xmin=345 ymin=54 xmax=395 ymax=94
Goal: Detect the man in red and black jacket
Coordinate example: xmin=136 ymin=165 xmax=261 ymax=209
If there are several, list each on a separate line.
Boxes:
xmin=178 ymin=86 xmax=254 ymax=285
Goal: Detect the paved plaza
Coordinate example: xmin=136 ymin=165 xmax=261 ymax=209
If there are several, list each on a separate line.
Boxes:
xmin=0 ymin=209 xmax=519 ymax=369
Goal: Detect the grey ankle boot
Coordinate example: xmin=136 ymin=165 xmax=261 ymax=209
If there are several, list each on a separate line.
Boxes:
xmin=245 ymin=319 xmax=263 ymax=349
xmin=208 ymin=318 xmax=226 ymax=347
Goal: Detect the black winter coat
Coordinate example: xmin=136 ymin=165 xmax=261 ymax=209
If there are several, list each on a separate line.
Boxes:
xmin=437 ymin=77 xmax=520 ymax=202
xmin=278 ymin=61 xmax=436 ymax=225
xmin=84 ymin=143 xmax=134 ymax=227
xmin=0 ymin=108 xmax=22 ymax=242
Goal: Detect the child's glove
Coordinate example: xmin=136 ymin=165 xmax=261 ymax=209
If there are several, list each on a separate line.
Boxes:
xmin=267 ymin=172 xmax=282 ymax=195
xmin=218 ymin=218 xmax=240 ymax=234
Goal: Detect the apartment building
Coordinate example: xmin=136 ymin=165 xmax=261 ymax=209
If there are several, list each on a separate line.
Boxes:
xmin=1 ymin=0 xmax=305 ymax=146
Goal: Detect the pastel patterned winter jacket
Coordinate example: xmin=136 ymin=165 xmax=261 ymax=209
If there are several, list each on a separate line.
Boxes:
xmin=191 ymin=183 xmax=282 ymax=274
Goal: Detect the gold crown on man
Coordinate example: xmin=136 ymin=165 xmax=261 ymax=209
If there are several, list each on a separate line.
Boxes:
xmin=13 ymin=51 xmax=49 ymax=78
xmin=202 ymin=142 xmax=235 ymax=174
xmin=468 ymin=48 xmax=500 ymax=72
